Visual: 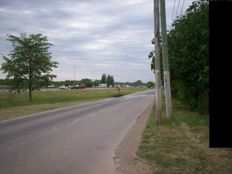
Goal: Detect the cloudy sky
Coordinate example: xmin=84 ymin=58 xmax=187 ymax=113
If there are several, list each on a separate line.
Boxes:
xmin=0 ymin=0 xmax=195 ymax=82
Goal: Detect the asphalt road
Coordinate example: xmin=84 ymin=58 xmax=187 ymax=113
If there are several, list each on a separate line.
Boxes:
xmin=0 ymin=89 xmax=155 ymax=174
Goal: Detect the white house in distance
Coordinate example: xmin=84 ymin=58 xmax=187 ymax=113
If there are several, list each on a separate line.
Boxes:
xmin=98 ymin=83 xmax=107 ymax=88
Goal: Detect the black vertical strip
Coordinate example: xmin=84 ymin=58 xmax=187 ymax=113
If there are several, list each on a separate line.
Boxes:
xmin=209 ymin=1 xmax=232 ymax=147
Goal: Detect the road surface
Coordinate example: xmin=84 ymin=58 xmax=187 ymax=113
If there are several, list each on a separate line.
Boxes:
xmin=0 ymin=89 xmax=155 ymax=174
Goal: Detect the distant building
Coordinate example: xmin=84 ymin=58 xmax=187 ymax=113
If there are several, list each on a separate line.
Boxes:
xmin=98 ymin=83 xmax=107 ymax=88
xmin=48 ymin=85 xmax=55 ymax=88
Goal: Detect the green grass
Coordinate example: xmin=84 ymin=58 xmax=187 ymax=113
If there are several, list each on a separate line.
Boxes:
xmin=137 ymin=99 xmax=232 ymax=174
xmin=0 ymin=87 xmax=147 ymax=121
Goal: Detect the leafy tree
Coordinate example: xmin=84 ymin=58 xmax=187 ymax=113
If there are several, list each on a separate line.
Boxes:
xmin=63 ymin=80 xmax=77 ymax=86
xmin=168 ymin=0 xmax=208 ymax=112
xmin=80 ymin=78 xmax=93 ymax=87
xmin=100 ymin=73 xmax=106 ymax=83
xmin=1 ymin=33 xmax=58 ymax=100
xmin=93 ymin=79 xmax=101 ymax=87
xmin=146 ymin=81 xmax=155 ymax=88
xmin=124 ymin=80 xmax=145 ymax=87
xmin=148 ymin=50 xmax=155 ymax=73
xmin=106 ymin=75 xmax=114 ymax=87
xmin=0 ymin=79 xmax=10 ymax=85
xmin=133 ymin=80 xmax=143 ymax=86
xmin=148 ymin=41 xmax=164 ymax=86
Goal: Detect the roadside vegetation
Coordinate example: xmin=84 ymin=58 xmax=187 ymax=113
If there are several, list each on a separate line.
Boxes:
xmin=137 ymin=1 xmax=229 ymax=173
xmin=0 ymin=87 xmax=147 ymax=121
xmin=168 ymin=0 xmax=209 ymax=113
xmin=148 ymin=0 xmax=208 ymax=113
xmin=137 ymin=100 xmax=232 ymax=174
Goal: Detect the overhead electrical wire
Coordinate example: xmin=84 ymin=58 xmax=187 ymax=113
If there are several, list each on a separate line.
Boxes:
xmin=179 ymin=0 xmax=187 ymax=16
xmin=172 ymin=0 xmax=177 ymax=21
xmin=175 ymin=0 xmax=181 ymax=18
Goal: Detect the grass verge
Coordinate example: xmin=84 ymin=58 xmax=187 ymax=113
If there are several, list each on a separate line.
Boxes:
xmin=137 ymin=100 xmax=232 ymax=174
xmin=0 ymin=87 xmax=146 ymax=121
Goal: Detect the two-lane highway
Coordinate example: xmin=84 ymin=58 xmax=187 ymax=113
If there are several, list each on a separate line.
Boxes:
xmin=0 ymin=89 xmax=154 ymax=174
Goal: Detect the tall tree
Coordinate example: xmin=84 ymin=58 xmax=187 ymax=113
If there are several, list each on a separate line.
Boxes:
xmin=100 ymin=73 xmax=106 ymax=83
xmin=168 ymin=0 xmax=209 ymax=112
xmin=1 ymin=33 xmax=58 ymax=100
xmin=106 ymin=75 xmax=114 ymax=87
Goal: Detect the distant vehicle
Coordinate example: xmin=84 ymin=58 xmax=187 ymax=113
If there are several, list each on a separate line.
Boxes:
xmin=69 ymin=85 xmax=79 ymax=89
xmin=98 ymin=83 xmax=107 ymax=88
xmin=59 ymin=85 xmax=68 ymax=90
xmin=79 ymin=83 xmax=86 ymax=89
xmin=48 ymin=85 xmax=55 ymax=88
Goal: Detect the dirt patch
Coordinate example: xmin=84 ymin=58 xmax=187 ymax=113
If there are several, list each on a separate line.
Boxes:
xmin=114 ymin=102 xmax=154 ymax=174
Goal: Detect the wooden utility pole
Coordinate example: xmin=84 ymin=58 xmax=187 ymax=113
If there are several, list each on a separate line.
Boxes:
xmin=154 ymin=0 xmax=162 ymax=125
xmin=160 ymin=0 xmax=173 ymax=119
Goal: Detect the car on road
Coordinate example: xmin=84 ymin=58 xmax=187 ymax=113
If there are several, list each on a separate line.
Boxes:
xmin=59 ymin=85 xmax=68 ymax=90
xmin=69 ymin=85 xmax=79 ymax=89
xmin=48 ymin=85 xmax=55 ymax=88
xmin=79 ymin=83 xmax=86 ymax=89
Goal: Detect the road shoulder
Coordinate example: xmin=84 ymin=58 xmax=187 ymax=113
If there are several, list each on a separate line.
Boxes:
xmin=113 ymin=102 xmax=154 ymax=174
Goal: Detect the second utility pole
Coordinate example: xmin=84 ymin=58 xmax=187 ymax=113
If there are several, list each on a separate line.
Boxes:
xmin=160 ymin=0 xmax=173 ymax=119
xmin=154 ymin=0 xmax=162 ymax=125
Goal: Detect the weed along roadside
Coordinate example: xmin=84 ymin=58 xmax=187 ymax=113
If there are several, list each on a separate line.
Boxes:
xmin=0 ymin=87 xmax=147 ymax=121
xmin=136 ymin=100 xmax=232 ymax=174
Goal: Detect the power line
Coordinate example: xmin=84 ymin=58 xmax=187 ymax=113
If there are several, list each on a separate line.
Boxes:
xmin=172 ymin=0 xmax=177 ymax=21
xmin=180 ymin=0 xmax=187 ymax=16
xmin=175 ymin=0 xmax=181 ymax=18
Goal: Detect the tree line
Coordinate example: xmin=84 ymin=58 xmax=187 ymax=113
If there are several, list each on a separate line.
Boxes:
xmin=100 ymin=74 xmax=114 ymax=87
xmin=0 ymin=28 xmax=154 ymax=101
xmin=149 ymin=0 xmax=208 ymax=113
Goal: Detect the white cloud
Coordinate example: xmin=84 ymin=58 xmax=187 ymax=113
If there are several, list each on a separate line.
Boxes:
xmin=0 ymin=0 xmax=195 ymax=82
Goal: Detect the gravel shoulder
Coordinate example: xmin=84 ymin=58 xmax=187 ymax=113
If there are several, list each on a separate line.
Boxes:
xmin=114 ymin=101 xmax=154 ymax=174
